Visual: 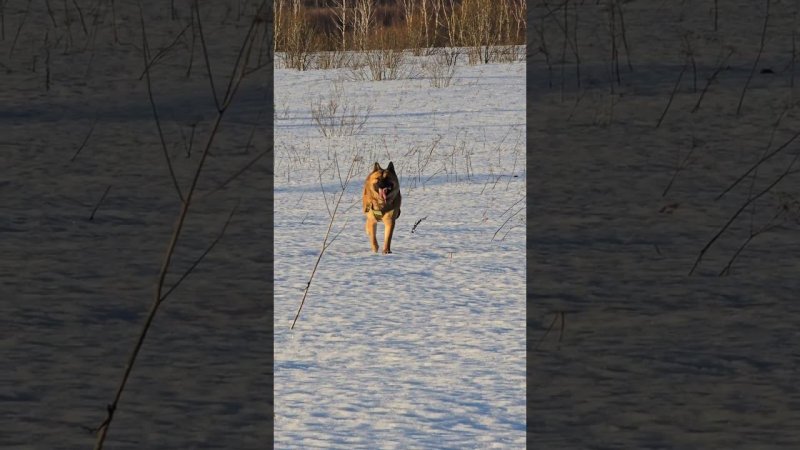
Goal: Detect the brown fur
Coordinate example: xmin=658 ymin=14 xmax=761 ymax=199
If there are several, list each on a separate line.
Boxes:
xmin=362 ymin=161 xmax=401 ymax=254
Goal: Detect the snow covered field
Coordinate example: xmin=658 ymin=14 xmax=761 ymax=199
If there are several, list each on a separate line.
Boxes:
xmin=528 ymin=2 xmax=800 ymax=448
xmin=273 ymin=51 xmax=526 ymax=448
xmin=2 ymin=4 xmax=272 ymax=448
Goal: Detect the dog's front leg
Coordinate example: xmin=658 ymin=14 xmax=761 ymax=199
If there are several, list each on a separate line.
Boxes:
xmin=366 ymin=215 xmax=379 ymax=252
xmin=382 ymin=216 xmax=395 ymax=254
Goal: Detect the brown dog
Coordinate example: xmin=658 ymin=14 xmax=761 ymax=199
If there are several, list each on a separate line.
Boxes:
xmin=363 ymin=162 xmax=401 ymax=254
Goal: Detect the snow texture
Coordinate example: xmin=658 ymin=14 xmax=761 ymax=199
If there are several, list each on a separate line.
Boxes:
xmin=529 ymin=2 xmax=800 ymax=448
xmin=274 ymin=52 xmax=526 ymax=449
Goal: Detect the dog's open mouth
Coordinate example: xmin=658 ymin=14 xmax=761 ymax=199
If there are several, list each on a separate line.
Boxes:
xmin=379 ymin=187 xmax=391 ymax=201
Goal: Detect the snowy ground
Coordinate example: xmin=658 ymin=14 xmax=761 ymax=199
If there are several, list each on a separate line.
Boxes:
xmin=3 ymin=3 xmax=271 ymax=448
xmin=273 ymin=52 xmax=526 ymax=448
xmin=529 ymin=2 xmax=800 ymax=448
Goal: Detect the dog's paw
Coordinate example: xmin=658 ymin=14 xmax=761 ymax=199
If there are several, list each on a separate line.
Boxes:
xmin=382 ymin=249 xmax=392 ymax=254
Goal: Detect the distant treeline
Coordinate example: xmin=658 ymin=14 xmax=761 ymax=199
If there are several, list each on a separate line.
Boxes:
xmin=275 ymin=0 xmax=526 ymax=52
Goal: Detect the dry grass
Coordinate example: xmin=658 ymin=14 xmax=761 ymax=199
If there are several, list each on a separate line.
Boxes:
xmin=310 ymin=80 xmax=373 ymax=136
xmin=274 ymin=0 xmax=525 ymax=67
xmin=421 ymin=47 xmax=459 ymax=87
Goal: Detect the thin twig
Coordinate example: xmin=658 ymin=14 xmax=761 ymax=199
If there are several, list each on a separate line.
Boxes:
xmin=492 ymin=204 xmax=525 ymax=241
xmin=689 ymin=147 xmax=800 ymax=275
xmin=140 ymin=11 xmax=185 ymax=204
xmin=560 ymin=0 xmax=569 ymax=102
xmin=9 ymin=0 xmax=31 ymax=58
xmin=45 ymin=0 xmax=57 ymax=28
xmin=692 ymin=49 xmax=734 ymax=113
xmin=70 ymin=116 xmax=98 ymax=161
xmin=535 ymin=311 xmax=566 ymax=350
xmin=662 ymin=143 xmax=695 ymax=197
xmin=718 ymin=209 xmax=782 ymax=276
xmin=323 ymin=216 xmax=352 ymax=250
xmin=137 ymin=22 xmax=191 ymax=80
xmin=186 ymin=1 xmax=196 ymax=77
xmin=564 ymin=2 xmax=581 ymax=88
xmin=178 ymin=122 xmax=197 ymax=158
xmin=741 ymin=106 xmax=792 ymax=228
xmin=317 ymin=158 xmax=333 ymax=219
xmin=44 ymin=30 xmax=51 ymax=90
xmin=70 ymin=0 xmax=87 ymax=35
xmin=535 ymin=314 xmax=559 ymax=349
xmin=499 ymin=194 xmax=526 ymax=219
xmin=291 ymin=153 xmax=360 ymax=330
xmin=616 ymin=0 xmax=632 ymax=71
xmin=220 ymin=14 xmax=262 ymax=110
xmin=736 ymin=0 xmax=770 ymax=116
xmin=717 ymin=128 xmax=800 ymax=201
xmin=714 ymin=0 xmax=719 ymax=31
xmin=194 ymin=0 xmax=220 ymax=110
xmin=656 ymin=58 xmax=688 ymax=128
xmin=199 ymin=147 xmax=270 ymax=201
xmin=88 ymin=185 xmax=111 ymax=220
xmin=159 ymin=201 xmax=240 ymax=302
xmin=92 ymin=4 xmax=265 ymax=447
xmin=792 ymin=22 xmax=797 ymax=92
xmin=109 ymin=0 xmax=118 ymax=43
xmin=242 ymin=92 xmax=268 ymax=156
xmin=610 ymin=0 xmax=620 ymax=86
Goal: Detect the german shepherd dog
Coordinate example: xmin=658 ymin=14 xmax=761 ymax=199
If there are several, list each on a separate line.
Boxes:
xmin=363 ymin=162 xmax=401 ymax=254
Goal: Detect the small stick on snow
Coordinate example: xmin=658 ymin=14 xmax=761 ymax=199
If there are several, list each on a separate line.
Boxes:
xmin=411 ymin=216 xmax=427 ymax=234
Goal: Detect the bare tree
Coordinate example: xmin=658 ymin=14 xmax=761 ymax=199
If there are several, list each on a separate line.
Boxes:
xmin=353 ymin=0 xmax=374 ymax=50
xmin=331 ymin=0 xmax=348 ymax=50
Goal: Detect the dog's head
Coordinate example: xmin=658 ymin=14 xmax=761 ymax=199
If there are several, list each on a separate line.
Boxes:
xmin=369 ymin=161 xmax=399 ymax=203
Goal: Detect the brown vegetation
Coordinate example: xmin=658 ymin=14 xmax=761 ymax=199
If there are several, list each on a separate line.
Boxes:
xmin=275 ymin=0 xmax=525 ymax=66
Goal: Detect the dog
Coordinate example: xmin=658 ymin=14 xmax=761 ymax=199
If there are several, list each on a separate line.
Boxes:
xmin=363 ymin=161 xmax=401 ymax=254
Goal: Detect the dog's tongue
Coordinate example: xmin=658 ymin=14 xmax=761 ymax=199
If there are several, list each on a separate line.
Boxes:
xmin=380 ymin=188 xmax=388 ymax=201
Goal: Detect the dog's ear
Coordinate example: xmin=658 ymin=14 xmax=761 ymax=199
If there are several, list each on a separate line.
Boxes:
xmin=373 ymin=162 xmax=382 ymax=172
xmin=387 ymin=161 xmax=395 ymax=174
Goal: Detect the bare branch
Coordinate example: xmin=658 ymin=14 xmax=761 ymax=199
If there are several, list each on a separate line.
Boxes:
xmin=200 ymin=147 xmax=270 ymax=201
xmin=92 ymin=4 xmax=264 ymax=447
xmin=139 ymin=8 xmax=185 ymax=204
xmin=689 ymin=147 xmax=800 ymax=275
xmin=291 ymin=153 xmax=360 ymax=330
xmin=736 ymin=0 xmax=770 ymax=116
xmin=159 ymin=201 xmax=240 ymax=302
xmin=717 ymin=128 xmax=800 ymax=201
xmin=194 ymin=0 xmax=221 ymax=110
